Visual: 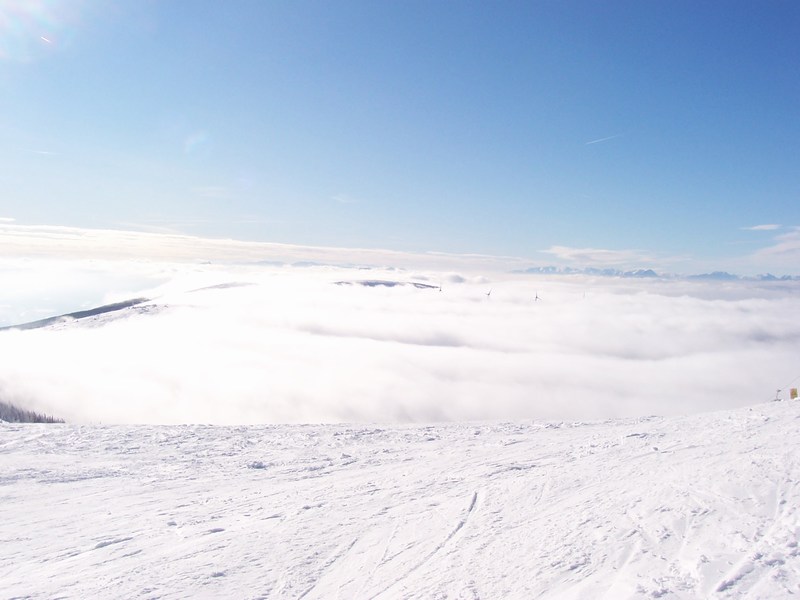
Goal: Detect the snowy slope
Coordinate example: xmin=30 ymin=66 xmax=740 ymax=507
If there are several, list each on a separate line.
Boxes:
xmin=2 ymin=401 xmax=799 ymax=599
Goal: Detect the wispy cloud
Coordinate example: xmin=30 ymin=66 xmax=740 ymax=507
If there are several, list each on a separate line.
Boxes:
xmin=0 ymin=217 xmax=15 ymax=223
xmin=0 ymin=223 xmax=528 ymax=273
xmin=114 ymin=221 xmax=194 ymax=236
xmin=751 ymin=227 xmax=800 ymax=259
xmin=191 ymin=186 xmax=230 ymax=199
xmin=332 ymin=193 xmax=359 ymax=204
xmin=542 ymin=245 xmax=654 ymax=267
xmin=742 ymin=224 xmax=781 ymax=231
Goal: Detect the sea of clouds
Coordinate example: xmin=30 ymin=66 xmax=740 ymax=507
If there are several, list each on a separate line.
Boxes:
xmin=1 ymin=249 xmax=799 ymax=424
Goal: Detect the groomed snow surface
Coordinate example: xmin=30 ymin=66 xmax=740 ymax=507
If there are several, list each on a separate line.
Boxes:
xmin=2 ymin=401 xmax=799 ymax=599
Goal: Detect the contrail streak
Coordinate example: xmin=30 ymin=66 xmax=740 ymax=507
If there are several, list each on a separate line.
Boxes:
xmin=585 ymin=134 xmax=623 ymax=145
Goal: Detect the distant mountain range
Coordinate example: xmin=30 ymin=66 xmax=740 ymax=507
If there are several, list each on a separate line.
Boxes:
xmin=515 ymin=266 xmax=799 ymax=281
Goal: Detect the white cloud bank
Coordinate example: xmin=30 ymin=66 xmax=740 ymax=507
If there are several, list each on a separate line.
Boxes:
xmin=1 ymin=259 xmax=798 ymax=425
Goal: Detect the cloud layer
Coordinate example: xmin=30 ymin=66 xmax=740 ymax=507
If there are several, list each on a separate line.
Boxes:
xmin=1 ymin=259 xmax=798 ymax=425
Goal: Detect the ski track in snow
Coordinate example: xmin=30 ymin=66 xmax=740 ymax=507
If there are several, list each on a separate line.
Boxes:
xmin=2 ymin=403 xmax=800 ymax=599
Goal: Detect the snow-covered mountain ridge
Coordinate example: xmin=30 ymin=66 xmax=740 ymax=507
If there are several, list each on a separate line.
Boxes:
xmin=2 ymin=401 xmax=799 ymax=598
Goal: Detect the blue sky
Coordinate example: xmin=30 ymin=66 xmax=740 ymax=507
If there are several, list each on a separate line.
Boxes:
xmin=1 ymin=0 xmax=798 ymax=274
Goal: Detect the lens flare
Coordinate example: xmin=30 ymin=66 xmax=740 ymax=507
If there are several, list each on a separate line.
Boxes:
xmin=183 ymin=130 xmax=212 ymax=158
xmin=0 ymin=0 xmax=81 ymax=62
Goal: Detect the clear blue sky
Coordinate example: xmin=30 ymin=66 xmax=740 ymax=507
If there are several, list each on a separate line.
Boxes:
xmin=1 ymin=1 xmax=798 ymax=273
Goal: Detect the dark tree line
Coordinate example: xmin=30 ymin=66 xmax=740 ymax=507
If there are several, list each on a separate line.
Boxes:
xmin=0 ymin=400 xmax=64 ymax=423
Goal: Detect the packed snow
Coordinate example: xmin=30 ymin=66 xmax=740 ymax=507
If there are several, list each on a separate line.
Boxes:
xmin=2 ymin=401 xmax=800 ymax=598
